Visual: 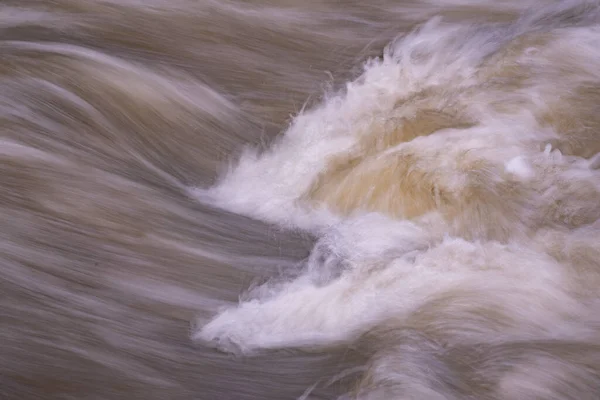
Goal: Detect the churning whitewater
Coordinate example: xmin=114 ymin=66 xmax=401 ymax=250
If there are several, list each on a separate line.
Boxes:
xmin=193 ymin=3 xmax=600 ymax=399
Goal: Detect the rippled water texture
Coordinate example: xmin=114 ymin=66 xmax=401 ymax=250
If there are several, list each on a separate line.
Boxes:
xmin=3 ymin=1 xmax=600 ymax=399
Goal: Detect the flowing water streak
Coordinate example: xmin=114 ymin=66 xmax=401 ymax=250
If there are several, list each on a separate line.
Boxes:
xmin=2 ymin=0 xmax=600 ymax=399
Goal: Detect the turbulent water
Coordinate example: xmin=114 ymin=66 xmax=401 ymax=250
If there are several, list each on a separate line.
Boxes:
xmin=3 ymin=0 xmax=600 ymax=399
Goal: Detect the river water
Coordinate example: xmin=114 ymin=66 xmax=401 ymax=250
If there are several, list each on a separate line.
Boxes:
xmin=3 ymin=1 xmax=600 ymax=399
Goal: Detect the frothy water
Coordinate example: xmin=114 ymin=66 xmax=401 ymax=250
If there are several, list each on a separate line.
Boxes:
xmin=4 ymin=1 xmax=600 ymax=399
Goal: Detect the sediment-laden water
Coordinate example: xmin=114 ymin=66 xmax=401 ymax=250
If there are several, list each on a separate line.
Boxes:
xmin=3 ymin=1 xmax=600 ymax=399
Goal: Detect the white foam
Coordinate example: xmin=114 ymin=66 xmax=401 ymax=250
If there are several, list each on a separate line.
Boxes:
xmin=505 ymin=156 xmax=534 ymax=179
xmin=192 ymin=6 xmax=600 ymax=363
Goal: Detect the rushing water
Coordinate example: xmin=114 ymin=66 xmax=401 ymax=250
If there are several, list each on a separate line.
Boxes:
xmin=3 ymin=1 xmax=600 ymax=399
